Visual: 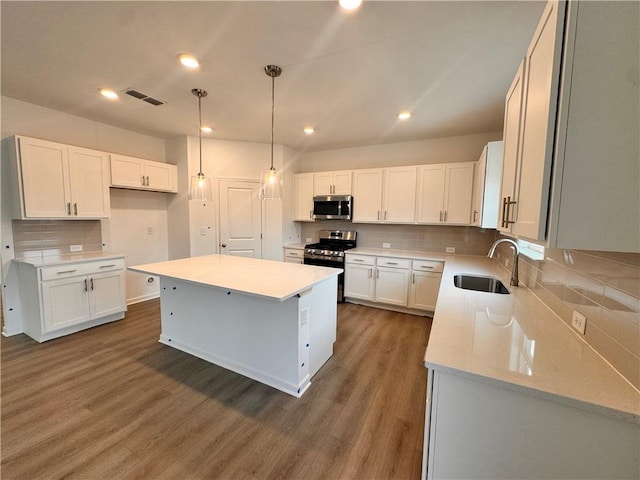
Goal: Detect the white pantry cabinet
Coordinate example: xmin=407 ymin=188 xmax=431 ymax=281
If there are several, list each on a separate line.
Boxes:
xmin=110 ymin=154 xmax=177 ymax=193
xmin=293 ymin=173 xmax=315 ymax=221
xmin=416 ymin=163 xmax=474 ymax=225
xmin=352 ymin=167 xmax=417 ymax=223
xmin=6 ymin=136 xmax=110 ymax=219
xmin=313 ymin=170 xmax=352 ymax=195
xmin=17 ymin=257 xmax=126 ymax=343
xmin=471 ymin=141 xmax=504 ymax=228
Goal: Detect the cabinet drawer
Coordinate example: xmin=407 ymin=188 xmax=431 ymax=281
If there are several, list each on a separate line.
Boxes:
xmin=412 ymin=260 xmax=444 ymax=273
xmin=377 ymin=257 xmax=410 ymax=269
xmin=345 ymin=254 xmax=375 ymax=266
xmin=40 ymin=258 xmax=124 ymax=281
xmin=284 ymin=249 xmax=304 ymax=259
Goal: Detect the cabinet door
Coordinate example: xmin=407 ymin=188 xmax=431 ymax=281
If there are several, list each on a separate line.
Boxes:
xmin=293 ymin=173 xmax=314 ymax=221
xmin=110 ymin=154 xmax=145 ymax=189
xmin=332 ymin=171 xmax=353 ymax=195
xmin=416 ymin=165 xmax=446 ymax=224
xmin=409 ymin=272 xmax=442 ymax=311
xmin=352 ymin=169 xmax=383 ymax=222
xmin=472 ymin=147 xmax=487 ymax=227
xmin=344 ymin=263 xmax=375 ymax=301
xmin=375 ymin=267 xmax=409 ymax=306
xmin=383 ymin=166 xmax=417 ymax=223
xmin=68 ymin=146 xmax=110 ymax=218
xmin=443 ymin=163 xmax=474 ymax=225
xmin=515 ymin=0 xmax=565 ymax=240
xmin=145 ymin=161 xmax=176 ymax=192
xmin=41 ymin=276 xmax=91 ymax=332
xmin=313 ymin=172 xmax=334 ymax=195
xmin=18 ymin=137 xmax=70 ymax=218
xmin=89 ymin=270 xmax=126 ymax=319
xmin=499 ymin=60 xmax=525 ymax=234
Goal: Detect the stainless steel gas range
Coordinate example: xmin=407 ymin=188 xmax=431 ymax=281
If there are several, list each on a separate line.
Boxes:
xmin=303 ymin=229 xmax=357 ymax=302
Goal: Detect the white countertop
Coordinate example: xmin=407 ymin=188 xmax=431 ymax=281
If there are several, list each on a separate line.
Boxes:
xmin=283 ymin=243 xmax=306 ymax=250
xmin=129 ymin=254 xmax=341 ymax=302
xmin=346 ymin=247 xmax=446 ymax=262
xmin=13 ymin=251 xmax=125 ymax=267
xmin=426 ymin=255 xmax=640 ymax=422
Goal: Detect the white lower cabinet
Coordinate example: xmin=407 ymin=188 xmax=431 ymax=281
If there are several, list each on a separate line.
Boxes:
xmin=18 ymin=257 xmax=127 ymax=342
xmin=283 ymin=247 xmax=304 ymax=264
xmin=345 ymin=253 xmax=443 ymax=313
xmin=408 ymin=260 xmax=443 ymax=311
xmin=344 ymin=255 xmax=375 ymax=301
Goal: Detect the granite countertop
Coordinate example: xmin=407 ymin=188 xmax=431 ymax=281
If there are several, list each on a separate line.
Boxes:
xmin=13 ymin=251 xmax=126 ymax=267
xmin=426 ymin=255 xmax=640 ymax=422
xmin=346 ymin=247 xmax=446 ymax=262
xmin=129 ymin=254 xmax=341 ymax=302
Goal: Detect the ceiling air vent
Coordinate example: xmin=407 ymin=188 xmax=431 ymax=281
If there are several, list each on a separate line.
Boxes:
xmin=123 ymin=88 xmax=166 ymax=106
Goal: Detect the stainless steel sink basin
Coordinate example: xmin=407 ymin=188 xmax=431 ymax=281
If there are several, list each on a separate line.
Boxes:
xmin=453 ymin=275 xmax=510 ymax=294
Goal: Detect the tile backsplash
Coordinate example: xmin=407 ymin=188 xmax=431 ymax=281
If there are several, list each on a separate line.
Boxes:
xmin=12 ymin=220 xmax=103 ymax=258
xmin=494 ymin=241 xmax=640 ymax=389
xmin=301 ymin=221 xmax=498 ymax=255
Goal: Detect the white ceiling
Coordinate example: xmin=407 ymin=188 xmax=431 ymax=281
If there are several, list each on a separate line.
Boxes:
xmin=1 ymin=1 xmax=545 ymax=152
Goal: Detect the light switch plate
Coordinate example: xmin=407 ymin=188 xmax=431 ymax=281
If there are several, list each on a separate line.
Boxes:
xmin=571 ymin=310 xmax=587 ymax=335
xmin=69 ymin=244 xmax=82 ymax=252
xmin=382 ymin=242 xmax=391 ymax=248
xmin=200 ymin=227 xmax=207 ymax=236
xmin=445 ymin=247 xmax=455 ymax=253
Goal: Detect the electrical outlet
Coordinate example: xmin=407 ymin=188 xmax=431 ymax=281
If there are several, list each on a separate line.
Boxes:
xmin=200 ymin=227 xmax=207 ymax=236
xmin=445 ymin=247 xmax=455 ymax=253
xmin=571 ymin=310 xmax=587 ymax=335
xmin=306 ymin=237 xmax=312 ymax=243
xmin=147 ymin=227 xmax=154 ymax=235
xmin=69 ymin=244 xmax=82 ymax=252
xmin=382 ymin=242 xmax=391 ymax=248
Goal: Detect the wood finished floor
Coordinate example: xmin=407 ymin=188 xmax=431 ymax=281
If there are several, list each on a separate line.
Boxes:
xmin=1 ymin=300 xmax=431 ymax=480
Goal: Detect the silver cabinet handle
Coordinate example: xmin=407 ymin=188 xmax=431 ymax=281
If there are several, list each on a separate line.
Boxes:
xmin=412 ymin=273 xmax=415 ymax=284
xmin=146 ymin=176 xmax=150 ymax=186
xmin=377 ymin=210 xmax=380 ymax=220
xmin=142 ymin=175 xmax=146 ymax=186
xmin=67 ymin=202 xmax=72 ymax=216
xmin=354 ymin=258 xmax=364 ymax=262
xmin=376 ymin=269 xmax=380 ymax=279
xmin=84 ymin=278 xmax=88 ymax=292
xmin=473 ymin=210 xmax=478 ymax=223
xmin=384 ymin=211 xmax=387 ymax=220
xmin=386 ymin=262 xmax=398 ymax=265
xmin=74 ymin=203 xmax=78 ymax=216
xmin=504 ymin=196 xmax=516 ymax=226
xmin=444 ymin=211 xmax=448 ymax=222
xmin=57 ymin=269 xmax=77 ymax=274
xmin=419 ymin=265 xmax=434 ymax=269
xmin=99 ymin=264 xmax=116 ymax=268
xmin=439 ymin=211 xmax=443 ymax=222
xmin=309 ymin=209 xmax=312 ymax=219
xmin=368 ymin=268 xmax=372 ymax=279
xmin=90 ymin=278 xmax=94 ymax=290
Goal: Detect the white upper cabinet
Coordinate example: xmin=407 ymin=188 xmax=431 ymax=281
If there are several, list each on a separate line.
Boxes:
xmin=10 ymin=136 xmax=110 ymax=219
xmin=382 ymin=166 xmax=417 ymax=223
xmin=547 ymin=0 xmax=639 ymax=251
xmin=293 ymin=173 xmax=315 ymax=222
xmin=417 ymin=163 xmax=474 ymax=225
xmin=472 ymin=141 xmax=504 ymax=228
xmin=352 ymin=169 xmax=384 ymax=222
xmin=313 ymin=170 xmax=352 ymax=195
xmin=110 ymin=154 xmax=177 ymax=193
xmin=352 ymin=167 xmax=416 ymax=223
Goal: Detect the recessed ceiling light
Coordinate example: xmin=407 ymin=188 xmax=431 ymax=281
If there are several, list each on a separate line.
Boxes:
xmin=339 ymin=0 xmax=362 ymax=11
xmin=201 ymin=126 xmax=212 ymax=133
xmin=99 ymin=88 xmax=119 ymax=100
xmin=303 ymin=126 xmax=315 ymax=135
xmin=398 ymin=111 xmax=411 ymax=120
xmin=177 ymin=53 xmax=200 ymax=69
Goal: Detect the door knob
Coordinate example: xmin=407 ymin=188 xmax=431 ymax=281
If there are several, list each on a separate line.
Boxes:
xmin=221 ymin=243 xmax=227 ymax=248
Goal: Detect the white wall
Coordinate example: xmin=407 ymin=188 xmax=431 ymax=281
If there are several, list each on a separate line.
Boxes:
xmin=1 ymin=96 xmax=170 ymax=305
xmin=297 ymin=131 xmax=502 ymax=172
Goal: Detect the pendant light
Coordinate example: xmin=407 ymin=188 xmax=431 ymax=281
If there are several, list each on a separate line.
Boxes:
xmin=189 ymin=88 xmax=213 ymax=201
xmin=260 ymin=64 xmax=283 ymax=200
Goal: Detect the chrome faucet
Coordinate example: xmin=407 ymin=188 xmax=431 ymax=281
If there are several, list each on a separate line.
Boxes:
xmin=488 ymin=238 xmax=519 ymax=286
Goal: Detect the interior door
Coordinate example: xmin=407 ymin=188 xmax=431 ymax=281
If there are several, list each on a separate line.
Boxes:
xmin=218 ymin=179 xmax=262 ymax=258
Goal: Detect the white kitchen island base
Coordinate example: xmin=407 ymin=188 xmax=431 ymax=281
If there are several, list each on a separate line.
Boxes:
xmin=130 ymin=255 xmax=340 ymax=398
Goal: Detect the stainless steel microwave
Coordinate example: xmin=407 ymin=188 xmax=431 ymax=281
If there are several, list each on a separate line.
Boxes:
xmin=313 ymin=195 xmax=352 ymax=220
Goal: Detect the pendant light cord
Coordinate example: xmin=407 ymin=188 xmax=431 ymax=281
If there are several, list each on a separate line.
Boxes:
xmin=198 ymin=92 xmax=203 ymax=176
xmin=270 ymin=73 xmax=275 ymax=171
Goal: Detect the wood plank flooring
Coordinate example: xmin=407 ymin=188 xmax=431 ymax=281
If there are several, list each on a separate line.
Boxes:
xmin=1 ymin=300 xmax=431 ymax=480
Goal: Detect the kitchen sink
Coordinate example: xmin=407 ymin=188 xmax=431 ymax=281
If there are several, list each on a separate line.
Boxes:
xmin=453 ymin=274 xmax=510 ymax=294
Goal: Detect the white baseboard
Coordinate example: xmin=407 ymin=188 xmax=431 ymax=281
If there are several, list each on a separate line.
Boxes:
xmin=127 ymin=292 xmax=160 ymax=305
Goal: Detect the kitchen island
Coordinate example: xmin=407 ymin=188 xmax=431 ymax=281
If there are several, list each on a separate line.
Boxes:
xmin=129 ymin=255 xmax=340 ymax=397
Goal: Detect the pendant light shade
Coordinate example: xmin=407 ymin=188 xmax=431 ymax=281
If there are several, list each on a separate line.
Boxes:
xmin=260 ymin=65 xmax=283 ymax=200
xmin=189 ymin=88 xmax=213 ymax=201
